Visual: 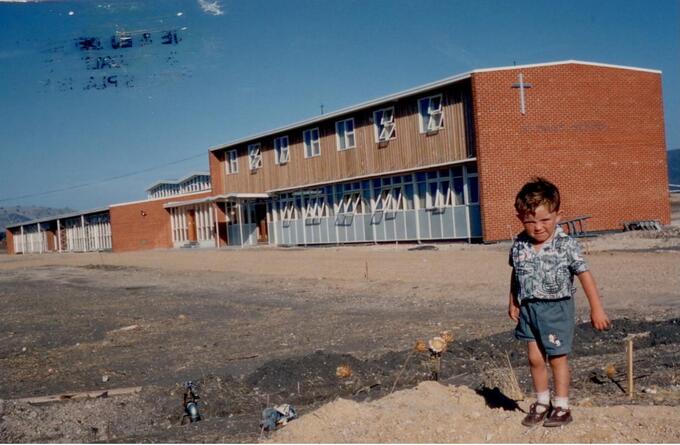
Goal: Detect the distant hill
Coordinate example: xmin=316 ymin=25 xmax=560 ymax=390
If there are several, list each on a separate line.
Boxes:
xmin=0 ymin=206 xmax=78 ymax=234
xmin=668 ymin=149 xmax=680 ymax=186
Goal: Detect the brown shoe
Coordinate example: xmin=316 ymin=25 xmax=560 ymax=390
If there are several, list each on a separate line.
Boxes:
xmin=521 ymin=402 xmax=551 ymax=426
xmin=543 ymin=406 xmax=573 ymax=427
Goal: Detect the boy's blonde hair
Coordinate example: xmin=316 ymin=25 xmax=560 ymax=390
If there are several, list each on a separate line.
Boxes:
xmin=514 ymin=177 xmax=561 ymax=215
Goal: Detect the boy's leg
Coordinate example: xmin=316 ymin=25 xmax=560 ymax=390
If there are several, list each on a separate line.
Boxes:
xmin=527 ymin=341 xmax=549 ymax=394
xmin=548 ymin=354 xmax=570 ymax=400
xmin=544 ymin=354 xmax=573 ymax=426
xmin=521 ymin=341 xmax=552 ymax=426
xmin=516 ymin=303 xmax=551 ymax=426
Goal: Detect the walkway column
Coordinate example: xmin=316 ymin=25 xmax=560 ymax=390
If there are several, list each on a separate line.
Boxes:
xmin=38 ymin=223 xmax=43 ymax=254
xmin=213 ymin=202 xmax=220 ymax=248
xmin=57 ymin=219 xmax=62 ymax=252
xmin=238 ymin=201 xmax=245 ymax=248
xmin=81 ymin=215 xmax=86 ymax=252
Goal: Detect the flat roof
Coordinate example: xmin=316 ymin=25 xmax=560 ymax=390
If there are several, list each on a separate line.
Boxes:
xmin=6 ymin=207 xmax=109 ymax=229
xmin=209 ymin=60 xmax=660 ymax=153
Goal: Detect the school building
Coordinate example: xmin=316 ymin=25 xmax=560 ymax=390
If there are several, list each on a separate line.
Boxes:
xmin=5 ymin=60 xmax=671 ymax=253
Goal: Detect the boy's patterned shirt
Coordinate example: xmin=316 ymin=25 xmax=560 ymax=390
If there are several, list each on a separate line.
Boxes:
xmin=509 ymin=226 xmax=588 ymax=302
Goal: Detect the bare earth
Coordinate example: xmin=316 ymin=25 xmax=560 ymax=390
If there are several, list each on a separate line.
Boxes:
xmin=0 ymin=195 xmax=678 ymax=443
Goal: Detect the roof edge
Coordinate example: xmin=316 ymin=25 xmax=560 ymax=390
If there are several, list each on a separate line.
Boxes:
xmin=146 ymin=172 xmax=211 ymax=192
xmin=110 ymin=189 xmax=212 ymax=208
xmin=471 ymin=59 xmax=662 ymax=75
xmin=5 ymin=207 xmax=109 ymax=229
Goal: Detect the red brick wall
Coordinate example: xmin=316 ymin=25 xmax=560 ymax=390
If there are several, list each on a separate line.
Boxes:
xmin=109 ymin=192 xmax=213 ymax=252
xmin=471 ymin=63 xmax=670 ymax=242
xmin=6 ymin=229 xmax=14 ymax=254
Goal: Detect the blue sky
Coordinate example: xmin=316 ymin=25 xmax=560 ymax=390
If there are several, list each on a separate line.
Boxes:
xmin=0 ymin=0 xmax=678 ymax=210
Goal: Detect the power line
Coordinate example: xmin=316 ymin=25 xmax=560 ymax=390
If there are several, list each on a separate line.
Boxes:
xmin=0 ymin=151 xmax=205 ymax=203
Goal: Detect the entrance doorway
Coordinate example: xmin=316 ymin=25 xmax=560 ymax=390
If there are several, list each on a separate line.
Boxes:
xmin=254 ymin=202 xmax=268 ymax=243
xmin=187 ymin=209 xmax=197 ymax=241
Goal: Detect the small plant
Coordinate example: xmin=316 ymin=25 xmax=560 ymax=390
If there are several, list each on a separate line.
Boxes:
xmin=481 ymin=353 xmax=525 ymax=401
xmin=336 ymin=364 xmax=352 ymax=379
xmin=605 ymin=363 xmax=617 ymax=379
xmin=440 ymin=330 xmax=454 ymax=344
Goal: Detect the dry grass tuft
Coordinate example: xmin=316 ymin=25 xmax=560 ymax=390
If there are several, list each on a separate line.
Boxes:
xmin=440 ymin=330 xmax=454 ymax=344
xmin=336 ymin=364 xmax=352 ymax=379
xmin=605 ymin=363 xmax=617 ymax=379
xmin=482 ymin=353 xmax=525 ymax=401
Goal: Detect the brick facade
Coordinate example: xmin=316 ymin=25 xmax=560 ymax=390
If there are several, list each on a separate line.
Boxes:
xmin=471 ymin=63 xmax=670 ymax=241
xmin=6 ymin=229 xmax=14 ymax=255
xmin=109 ymin=192 xmax=212 ymax=252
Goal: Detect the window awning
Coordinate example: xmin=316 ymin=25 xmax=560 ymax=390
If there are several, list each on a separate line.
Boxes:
xmin=163 ymin=192 xmax=270 ymax=208
xmin=163 ymin=196 xmax=216 ymax=209
xmin=214 ymin=193 xmax=270 ymax=201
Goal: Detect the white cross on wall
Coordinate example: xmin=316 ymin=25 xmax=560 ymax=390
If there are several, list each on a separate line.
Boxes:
xmin=511 ymin=73 xmax=533 ymax=115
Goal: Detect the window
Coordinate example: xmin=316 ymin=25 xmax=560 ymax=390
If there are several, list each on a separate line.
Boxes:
xmin=418 ymin=94 xmax=444 ymax=133
xmin=279 ymin=197 xmax=299 ymax=221
xmin=466 ymin=168 xmax=479 ymax=204
xmin=248 ymin=143 xmax=263 ymax=170
xmin=427 ymin=180 xmax=452 ymax=208
xmin=274 ymin=136 xmax=289 ymax=164
xmin=303 ymin=193 xmax=329 ymax=222
xmin=336 ymin=191 xmax=365 ymax=215
xmin=303 ymin=128 xmax=320 ymax=158
xmin=421 ymin=168 xmax=472 ymax=209
xmin=335 ymin=118 xmax=355 ymax=150
xmin=227 ymin=149 xmax=239 ymax=174
xmin=374 ymin=107 xmax=396 ymax=142
xmin=373 ymin=186 xmax=406 ymax=213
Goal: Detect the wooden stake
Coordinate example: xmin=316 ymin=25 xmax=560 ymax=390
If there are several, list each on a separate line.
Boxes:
xmin=391 ymin=350 xmax=415 ymax=393
xmin=627 ymin=338 xmax=634 ymax=399
xmin=364 ymin=259 xmax=368 ymax=280
xmin=14 ymin=386 xmax=142 ymax=405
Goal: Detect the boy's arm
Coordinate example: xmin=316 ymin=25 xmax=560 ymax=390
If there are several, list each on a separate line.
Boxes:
xmin=577 ymin=270 xmax=611 ymax=331
xmin=508 ymin=269 xmax=520 ymax=322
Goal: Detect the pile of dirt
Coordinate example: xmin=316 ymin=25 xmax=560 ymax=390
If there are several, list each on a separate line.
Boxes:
xmin=269 ymin=381 xmax=680 ymax=443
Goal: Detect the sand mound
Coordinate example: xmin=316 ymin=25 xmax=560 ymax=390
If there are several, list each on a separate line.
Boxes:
xmin=269 ymin=381 xmax=680 ymax=443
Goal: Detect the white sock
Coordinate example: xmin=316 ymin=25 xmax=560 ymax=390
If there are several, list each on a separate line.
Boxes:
xmin=535 ymin=390 xmax=550 ymax=412
xmin=553 ymin=396 xmax=569 ymax=409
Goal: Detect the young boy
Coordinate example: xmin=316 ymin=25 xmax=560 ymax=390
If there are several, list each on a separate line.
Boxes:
xmin=508 ymin=178 xmax=610 ymax=427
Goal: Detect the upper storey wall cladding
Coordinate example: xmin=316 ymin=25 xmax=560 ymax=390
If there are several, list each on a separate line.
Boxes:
xmin=209 ymin=79 xmax=476 ymax=195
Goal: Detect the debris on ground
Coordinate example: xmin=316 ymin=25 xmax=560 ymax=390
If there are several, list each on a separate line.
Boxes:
xmin=260 ymin=403 xmax=297 ymax=431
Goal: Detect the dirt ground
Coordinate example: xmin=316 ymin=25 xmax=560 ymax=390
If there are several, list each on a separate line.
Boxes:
xmin=0 ymin=196 xmax=679 ymax=443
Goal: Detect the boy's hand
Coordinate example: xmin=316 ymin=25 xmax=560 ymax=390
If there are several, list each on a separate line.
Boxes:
xmin=591 ymin=307 xmax=611 ymax=331
xmin=508 ymin=300 xmax=520 ymax=322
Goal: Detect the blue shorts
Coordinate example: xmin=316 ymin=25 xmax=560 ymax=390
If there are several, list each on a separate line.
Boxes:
xmin=515 ymin=297 xmax=575 ymax=356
